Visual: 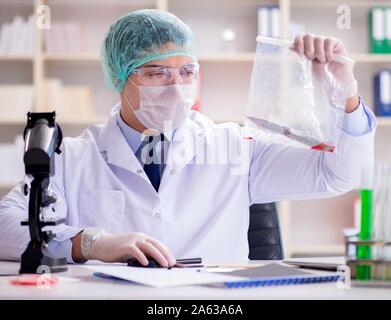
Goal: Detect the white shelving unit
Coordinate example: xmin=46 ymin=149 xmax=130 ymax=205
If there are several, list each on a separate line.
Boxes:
xmin=0 ymin=0 xmax=390 ymax=257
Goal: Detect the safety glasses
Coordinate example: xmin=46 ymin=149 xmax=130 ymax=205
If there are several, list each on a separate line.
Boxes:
xmin=132 ymin=63 xmax=199 ymax=86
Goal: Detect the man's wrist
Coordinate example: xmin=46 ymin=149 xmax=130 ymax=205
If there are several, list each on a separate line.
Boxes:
xmin=71 ymin=231 xmax=86 ymax=263
xmin=80 ymin=227 xmax=106 ymax=260
xmin=345 ymin=95 xmax=360 ymax=113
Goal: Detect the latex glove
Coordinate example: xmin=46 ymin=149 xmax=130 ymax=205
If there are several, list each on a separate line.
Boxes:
xmin=88 ymin=231 xmax=176 ymax=267
xmin=292 ymin=34 xmax=358 ymax=108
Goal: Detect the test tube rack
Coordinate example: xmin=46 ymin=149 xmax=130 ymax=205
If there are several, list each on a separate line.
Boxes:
xmin=345 ymin=238 xmax=391 ymax=287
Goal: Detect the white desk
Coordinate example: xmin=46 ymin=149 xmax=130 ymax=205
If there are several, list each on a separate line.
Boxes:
xmin=0 ymin=260 xmax=390 ymax=300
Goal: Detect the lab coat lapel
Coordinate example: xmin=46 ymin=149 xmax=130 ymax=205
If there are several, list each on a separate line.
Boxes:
xmin=159 ymin=118 xmax=206 ymax=192
xmin=98 ymin=112 xmax=146 ymax=178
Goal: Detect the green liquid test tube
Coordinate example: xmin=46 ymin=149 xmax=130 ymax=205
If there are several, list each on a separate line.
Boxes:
xmin=357 ymin=188 xmax=373 ymax=280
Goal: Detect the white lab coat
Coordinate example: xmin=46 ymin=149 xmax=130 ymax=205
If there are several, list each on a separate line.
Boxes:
xmin=0 ymin=104 xmax=376 ymax=263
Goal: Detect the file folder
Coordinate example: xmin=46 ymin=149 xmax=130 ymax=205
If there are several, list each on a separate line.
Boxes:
xmin=386 ymin=8 xmax=391 ymax=53
xmin=369 ymin=8 xmax=386 ymax=53
xmin=257 ymin=5 xmax=280 ymax=38
xmin=374 ymin=70 xmax=391 ymax=116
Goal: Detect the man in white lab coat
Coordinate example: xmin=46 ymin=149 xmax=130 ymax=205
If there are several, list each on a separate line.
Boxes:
xmin=0 ymin=10 xmax=375 ymax=267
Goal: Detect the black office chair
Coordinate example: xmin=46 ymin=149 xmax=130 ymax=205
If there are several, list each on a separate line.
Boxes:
xmin=248 ymin=203 xmax=284 ymax=260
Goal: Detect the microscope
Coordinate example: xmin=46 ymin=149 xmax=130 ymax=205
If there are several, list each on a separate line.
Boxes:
xmin=20 ymin=112 xmax=67 ymax=274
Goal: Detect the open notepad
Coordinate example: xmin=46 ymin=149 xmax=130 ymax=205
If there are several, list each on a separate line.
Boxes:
xmin=85 ymin=263 xmax=343 ymax=288
xmin=84 ymin=265 xmax=243 ymax=288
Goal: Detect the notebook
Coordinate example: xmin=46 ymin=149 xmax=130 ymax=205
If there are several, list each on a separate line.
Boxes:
xmin=282 ymin=257 xmax=346 ymax=271
xmin=207 ymin=263 xmax=343 ymax=288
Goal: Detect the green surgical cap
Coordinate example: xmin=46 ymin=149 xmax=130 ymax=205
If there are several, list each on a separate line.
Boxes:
xmin=101 ymin=9 xmax=197 ymax=92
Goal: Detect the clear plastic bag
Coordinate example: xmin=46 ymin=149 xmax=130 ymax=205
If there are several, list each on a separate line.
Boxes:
xmin=245 ymin=37 xmax=353 ymax=153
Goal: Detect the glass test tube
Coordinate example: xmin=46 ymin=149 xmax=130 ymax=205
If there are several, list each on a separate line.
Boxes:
xmin=357 ymin=166 xmax=373 ymax=280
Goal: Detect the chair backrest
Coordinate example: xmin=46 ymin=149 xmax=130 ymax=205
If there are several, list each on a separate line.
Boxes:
xmin=248 ymin=203 xmax=284 ymax=260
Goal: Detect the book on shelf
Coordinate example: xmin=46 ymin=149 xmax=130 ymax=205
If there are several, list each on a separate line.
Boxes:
xmin=44 ymin=21 xmax=85 ymax=53
xmin=0 ymin=15 xmax=35 ymax=54
xmin=0 ymin=135 xmax=24 ymax=185
xmin=0 ymin=85 xmax=33 ymax=119
xmin=39 ymin=78 xmax=95 ymax=120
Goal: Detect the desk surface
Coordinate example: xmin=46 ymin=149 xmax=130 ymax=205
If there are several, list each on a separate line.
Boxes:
xmin=0 ymin=260 xmax=390 ymax=300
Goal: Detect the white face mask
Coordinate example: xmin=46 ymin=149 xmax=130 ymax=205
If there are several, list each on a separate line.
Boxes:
xmin=123 ymin=80 xmax=195 ymax=134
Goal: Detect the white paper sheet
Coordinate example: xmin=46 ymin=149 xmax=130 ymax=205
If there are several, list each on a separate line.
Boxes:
xmin=84 ymin=265 xmax=243 ymax=288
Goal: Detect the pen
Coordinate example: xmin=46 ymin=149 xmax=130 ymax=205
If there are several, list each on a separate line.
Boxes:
xmin=168 ymin=258 xmax=204 ymax=269
xmin=176 ymin=258 xmax=202 ymax=264
xmin=166 ymin=258 xmax=203 ymax=269
xmin=246 ymin=116 xmax=335 ymax=152
xmin=168 ymin=263 xmax=204 ymax=269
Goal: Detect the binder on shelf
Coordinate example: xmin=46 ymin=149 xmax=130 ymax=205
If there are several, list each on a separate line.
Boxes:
xmin=257 ymin=5 xmax=280 ymax=38
xmin=374 ymin=70 xmax=391 ymax=116
xmin=257 ymin=6 xmax=269 ymax=37
xmin=369 ymin=8 xmax=387 ymax=54
xmin=386 ymin=8 xmax=391 ymax=53
xmin=257 ymin=6 xmax=304 ymax=41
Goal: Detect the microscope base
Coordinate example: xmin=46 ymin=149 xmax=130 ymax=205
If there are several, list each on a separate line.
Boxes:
xmin=19 ymin=241 xmax=68 ymax=274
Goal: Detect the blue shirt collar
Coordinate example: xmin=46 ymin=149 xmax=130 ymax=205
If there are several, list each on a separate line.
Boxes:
xmin=117 ymin=111 xmax=144 ymax=154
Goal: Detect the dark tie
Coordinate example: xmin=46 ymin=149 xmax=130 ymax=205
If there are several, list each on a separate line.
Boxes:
xmin=143 ymin=134 xmax=164 ymax=192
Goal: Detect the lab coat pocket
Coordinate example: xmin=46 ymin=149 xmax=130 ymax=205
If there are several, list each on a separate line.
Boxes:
xmin=78 ymin=190 xmax=125 ymax=233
